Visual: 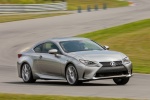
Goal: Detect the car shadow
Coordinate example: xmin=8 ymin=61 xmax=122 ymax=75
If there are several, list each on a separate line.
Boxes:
xmin=4 ymin=81 xmax=116 ymax=86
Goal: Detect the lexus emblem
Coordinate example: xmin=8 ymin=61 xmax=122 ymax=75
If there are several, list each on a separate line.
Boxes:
xmin=110 ymin=61 xmax=116 ymax=67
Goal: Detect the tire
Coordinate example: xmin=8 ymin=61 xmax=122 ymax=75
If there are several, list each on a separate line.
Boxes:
xmin=113 ymin=77 xmax=129 ymax=85
xmin=65 ymin=64 xmax=79 ymax=85
xmin=21 ymin=63 xmax=36 ymax=83
xmin=78 ymin=81 xmax=83 ymax=85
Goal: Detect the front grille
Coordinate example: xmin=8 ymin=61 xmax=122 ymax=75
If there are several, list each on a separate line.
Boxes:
xmin=95 ymin=66 xmax=128 ymax=77
xmin=96 ymin=71 xmax=128 ymax=77
xmin=100 ymin=61 xmax=123 ymax=67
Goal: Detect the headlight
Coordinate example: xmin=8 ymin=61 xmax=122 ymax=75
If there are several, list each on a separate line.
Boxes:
xmin=79 ymin=59 xmax=99 ymax=67
xmin=122 ymin=57 xmax=131 ymax=64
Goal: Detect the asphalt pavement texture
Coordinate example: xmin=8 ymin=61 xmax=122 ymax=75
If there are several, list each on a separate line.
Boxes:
xmin=0 ymin=0 xmax=150 ymax=99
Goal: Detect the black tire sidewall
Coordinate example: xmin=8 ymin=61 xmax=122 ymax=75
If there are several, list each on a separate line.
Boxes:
xmin=65 ymin=64 xmax=79 ymax=85
xmin=113 ymin=77 xmax=130 ymax=85
xmin=22 ymin=63 xmax=36 ymax=83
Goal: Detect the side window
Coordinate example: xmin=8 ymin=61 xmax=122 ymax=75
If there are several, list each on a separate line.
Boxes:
xmin=42 ymin=42 xmax=61 ymax=53
xmin=42 ymin=42 xmax=52 ymax=53
xmin=34 ymin=42 xmax=61 ymax=54
xmin=34 ymin=44 xmax=42 ymax=53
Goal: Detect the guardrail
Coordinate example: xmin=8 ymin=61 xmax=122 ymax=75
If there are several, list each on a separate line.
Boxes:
xmin=0 ymin=2 xmax=67 ymax=13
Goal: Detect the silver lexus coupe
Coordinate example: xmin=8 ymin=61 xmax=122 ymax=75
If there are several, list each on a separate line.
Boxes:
xmin=17 ymin=37 xmax=132 ymax=85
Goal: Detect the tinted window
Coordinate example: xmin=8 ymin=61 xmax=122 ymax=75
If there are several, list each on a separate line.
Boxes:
xmin=60 ymin=40 xmax=104 ymax=53
xmin=34 ymin=44 xmax=42 ymax=53
xmin=34 ymin=42 xmax=61 ymax=53
xmin=42 ymin=42 xmax=52 ymax=53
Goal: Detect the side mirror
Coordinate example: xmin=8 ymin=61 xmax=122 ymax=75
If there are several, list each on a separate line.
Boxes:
xmin=104 ymin=45 xmax=109 ymax=50
xmin=48 ymin=49 xmax=58 ymax=54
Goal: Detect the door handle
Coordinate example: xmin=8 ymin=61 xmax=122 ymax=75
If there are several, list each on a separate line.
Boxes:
xmin=39 ymin=55 xmax=42 ymax=59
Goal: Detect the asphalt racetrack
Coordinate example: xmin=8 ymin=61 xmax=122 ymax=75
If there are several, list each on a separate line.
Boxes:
xmin=0 ymin=0 xmax=150 ymax=99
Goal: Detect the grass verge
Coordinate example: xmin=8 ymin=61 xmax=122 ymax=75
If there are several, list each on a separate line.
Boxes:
xmin=67 ymin=0 xmax=128 ymax=10
xmin=0 ymin=0 xmax=128 ymax=10
xmin=0 ymin=93 xmax=133 ymax=100
xmin=0 ymin=13 xmax=69 ymax=23
xmin=78 ymin=19 xmax=150 ymax=74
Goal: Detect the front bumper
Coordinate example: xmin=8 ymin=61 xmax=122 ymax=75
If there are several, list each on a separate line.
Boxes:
xmin=92 ymin=74 xmax=132 ymax=80
xmin=79 ymin=63 xmax=132 ymax=81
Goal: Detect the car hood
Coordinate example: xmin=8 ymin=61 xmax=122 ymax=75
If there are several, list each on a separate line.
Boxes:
xmin=66 ymin=50 xmax=126 ymax=62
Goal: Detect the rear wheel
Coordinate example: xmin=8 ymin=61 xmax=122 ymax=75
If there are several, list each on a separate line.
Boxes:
xmin=65 ymin=64 xmax=79 ymax=85
xmin=21 ymin=63 xmax=36 ymax=83
xmin=113 ymin=77 xmax=129 ymax=85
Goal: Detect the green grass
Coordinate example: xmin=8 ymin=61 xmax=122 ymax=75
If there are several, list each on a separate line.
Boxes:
xmin=0 ymin=0 xmax=128 ymax=10
xmin=0 ymin=13 xmax=69 ymax=23
xmin=0 ymin=93 xmax=133 ymax=100
xmin=78 ymin=19 xmax=150 ymax=74
xmin=67 ymin=0 xmax=128 ymax=10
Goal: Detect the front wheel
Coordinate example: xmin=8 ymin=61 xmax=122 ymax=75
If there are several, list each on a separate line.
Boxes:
xmin=21 ymin=63 xmax=36 ymax=83
xmin=113 ymin=77 xmax=129 ymax=85
xmin=65 ymin=64 xmax=79 ymax=85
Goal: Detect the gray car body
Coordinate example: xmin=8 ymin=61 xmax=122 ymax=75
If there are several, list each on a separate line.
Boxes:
xmin=17 ymin=37 xmax=132 ymax=81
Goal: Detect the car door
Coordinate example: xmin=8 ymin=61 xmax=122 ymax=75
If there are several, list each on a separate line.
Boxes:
xmin=36 ymin=42 xmax=63 ymax=78
xmin=33 ymin=43 xmax=44 ymax=74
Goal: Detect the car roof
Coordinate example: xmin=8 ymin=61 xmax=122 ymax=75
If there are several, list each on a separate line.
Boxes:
xmin=32 ymin=37 xmax=90 ymax=48
xmin=48 ymin=37 xmax=89 ymax=42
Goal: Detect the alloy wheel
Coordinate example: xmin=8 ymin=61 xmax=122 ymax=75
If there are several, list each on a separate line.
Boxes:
xmin=21 ymin=63 xmax=36 ymax=83
xmin=66 ymin=65 xmax=78 ymax=85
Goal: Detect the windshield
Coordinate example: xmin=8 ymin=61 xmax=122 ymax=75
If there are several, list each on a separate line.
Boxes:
xmin=60 ymin=40 xmax=104 ymax=53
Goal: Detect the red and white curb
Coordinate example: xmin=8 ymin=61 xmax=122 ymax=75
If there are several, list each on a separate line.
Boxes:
xmin=128 ymin=0 xmax=136 ymax=6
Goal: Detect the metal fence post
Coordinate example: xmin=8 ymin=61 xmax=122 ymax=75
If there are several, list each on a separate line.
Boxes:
xmin=77 ymin=6 xmax=82 ymax=13
xmin=94 ymin=4 xmax=98 ymax=11
xmin=103 ymin=3 xmax=107 ymax=10
xmin=87 ymin=5 xmax=91 ymax=12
